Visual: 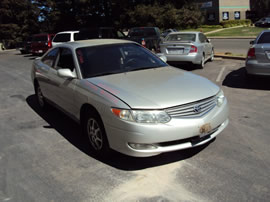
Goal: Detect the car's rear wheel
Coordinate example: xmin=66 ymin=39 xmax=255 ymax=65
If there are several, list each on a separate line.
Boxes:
xmin=35 ymin=82 xmax=46 ymax=109
xmin=83 ymin=110 xmax=110 ymax=157
xmin=198 ymin=54 xmax=205 ymax=69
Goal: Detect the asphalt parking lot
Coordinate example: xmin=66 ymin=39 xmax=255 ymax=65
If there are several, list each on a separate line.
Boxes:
xmin=0 ymin=50 xmax=270 ymax=202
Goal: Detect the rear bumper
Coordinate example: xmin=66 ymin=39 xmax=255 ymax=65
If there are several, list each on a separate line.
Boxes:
xmin=246 ymin=59 xmax=270 ymax=75
xmin=164 ymin=53 xmax=202 ymax=65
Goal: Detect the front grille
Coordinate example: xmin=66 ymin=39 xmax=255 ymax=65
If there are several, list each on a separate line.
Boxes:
xmin=165 ymin=95 xmax=216 ymax=118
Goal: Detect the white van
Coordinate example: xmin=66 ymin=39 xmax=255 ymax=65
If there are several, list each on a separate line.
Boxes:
xmin=52 ymin=31 xmax=79 ymax=47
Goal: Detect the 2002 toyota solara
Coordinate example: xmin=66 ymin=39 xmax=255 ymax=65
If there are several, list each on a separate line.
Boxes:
xmin=31 ymin=39 xmax=229 ymax=157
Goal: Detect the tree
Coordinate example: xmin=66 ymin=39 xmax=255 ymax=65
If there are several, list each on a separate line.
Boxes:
xmin=0 ymin=0 xmax=39 ymax=48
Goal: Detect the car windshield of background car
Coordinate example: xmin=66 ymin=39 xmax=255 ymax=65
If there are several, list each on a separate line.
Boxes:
xmin=257 ymin=32 xmax=270 ymax=44
xmin=166 ymin=34 xmax=196 ymax=42
xmin=33 ymin=36 xmax=47 ymax=42
xmin=129 ymin=28 xmax=156 ymax=37
xmin=76 ymin=43 xmax=167 ymax=78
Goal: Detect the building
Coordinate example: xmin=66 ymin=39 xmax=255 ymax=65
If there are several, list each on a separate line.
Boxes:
xmin=197 ymin=0 xmax=250 ymax=24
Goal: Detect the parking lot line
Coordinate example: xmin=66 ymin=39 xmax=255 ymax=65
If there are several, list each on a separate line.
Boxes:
xmin=216 ymin=66 xmax=226 ymax=82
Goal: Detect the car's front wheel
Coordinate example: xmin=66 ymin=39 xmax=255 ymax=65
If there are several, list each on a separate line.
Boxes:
xmin=83 ymin=110 xmax=110 ymax=157
xmin=210 ymin=49 xmax=214 ymax=62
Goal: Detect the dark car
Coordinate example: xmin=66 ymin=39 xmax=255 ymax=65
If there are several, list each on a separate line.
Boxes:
xmin=254 ymin=17 xmax=270 ymax=27
xmin=161 ymin=29 xmax=178 ymax=38
xmin=31 ymin=33 xmax=55 ymax=55
xmin=75 ymin=27 xmax=126 ymax=40
xmin=127 ymin=27 xmax=161 ymax=52
xmin=17 ymin=36 xmax=33 ymax=54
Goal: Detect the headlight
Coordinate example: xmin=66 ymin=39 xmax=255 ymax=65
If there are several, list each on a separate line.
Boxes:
xmin=216 ymin=90 xmax=225 ymax=107
xmin=111 ymin=108 xmax=171 ymax=123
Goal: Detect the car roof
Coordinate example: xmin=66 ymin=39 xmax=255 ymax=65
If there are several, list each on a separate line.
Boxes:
xmin=56 ymin=31 xmax=79 ymax=34
xmin=169 ymin=31 xmax=200 ymax=35
xmin=53 ymin=39 xmax=136 ymax=49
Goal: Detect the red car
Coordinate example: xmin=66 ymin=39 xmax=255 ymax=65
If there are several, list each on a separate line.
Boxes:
xmin=31 ymin=33 xmax=55 ymax=55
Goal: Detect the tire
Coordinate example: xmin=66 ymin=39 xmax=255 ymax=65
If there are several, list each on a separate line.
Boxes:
xmin=210 ymin=49 xmax=214 ymax=62
xmin=198 ymin=54 xmax=205 ymax=69
xmin=83 ymin=110 xmax=110 ymax=157
xmin=35 ymin=82 xmax=47 ymax=109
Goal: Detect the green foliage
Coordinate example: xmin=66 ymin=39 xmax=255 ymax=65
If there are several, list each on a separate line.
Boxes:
xmin=220 ymin=19 xmax=252 ymax=28
xmin=199 ymin=25 xmax=223 ymax=29
xmin=125 ymin=1 xmax=203 ymax=29
xmin=0 ymin=0 xmax=39 ymax=48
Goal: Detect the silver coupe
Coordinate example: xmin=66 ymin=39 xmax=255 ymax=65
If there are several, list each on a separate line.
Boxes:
xmin=160 ymin=31 xmax=214 ymax=68
xmin=31 ymin=39 xmax=228 ymax=157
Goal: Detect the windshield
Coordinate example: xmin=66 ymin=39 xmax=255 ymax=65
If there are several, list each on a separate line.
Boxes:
xmin=76 ymin=43 xmax=167 ymax=78
xmin=129 ymin=28 xmax=157 ymax=37
xmin=166 ymin=34 xmax=196 ymax=42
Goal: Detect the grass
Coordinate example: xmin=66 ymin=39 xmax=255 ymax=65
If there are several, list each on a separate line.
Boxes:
xmin=206 ymin=26 xmax=267 ymax=37
xmin=183 ymin=27 xmax=221 ymax=33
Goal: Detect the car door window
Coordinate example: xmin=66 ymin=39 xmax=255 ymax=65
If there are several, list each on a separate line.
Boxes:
xmin=56 ymin=48 xmax=75 ymax=71
xmin=41 ymin=48 xmax=59 ymax=67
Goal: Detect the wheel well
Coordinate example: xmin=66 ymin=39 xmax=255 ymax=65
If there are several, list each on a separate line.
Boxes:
xmin=80 ymin=104 xmax=101 ymax=124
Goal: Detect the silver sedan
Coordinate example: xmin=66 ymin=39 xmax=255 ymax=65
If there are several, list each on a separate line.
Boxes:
xmin=246 ymin=30 xmax=270 ymax=77
xmin=160 ymin=31 xmax=214 ymax=68
xmin=31 ymin=39 xmax=228 ymax=157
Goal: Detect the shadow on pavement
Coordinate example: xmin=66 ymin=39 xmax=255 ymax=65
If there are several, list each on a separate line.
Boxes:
xmin=223 ymin=67 xmax=270 ymax=90
xmin=26 ymin=94 xmax=212 ymax=171
xmin=167 ymin=62 xmax=198 ymax=71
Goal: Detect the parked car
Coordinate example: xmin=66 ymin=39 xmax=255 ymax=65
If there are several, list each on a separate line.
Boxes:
xmin=75 ymin=27 xmax=126 ymax=40
xmin=246 ymin=30 xmax=270 ymax=77
xmin=127 ymin=27 xmax=161 ymax=52
xmin=31 ymin=33 xmax=55 ymax=55
xmin=160 ymin=32 xmax=214 ymax=68
xmin=16 ymin=36 xmax=32 ymax=54
xmin=31 ymin=39 xmax=229 ymax=157
xmin=161 ymin=28 xmax=178 ymax=38
xmin=52 ymin=31 xmax=79 ymax=47
xmin=254 ymin=17 xmax=270 ymax=27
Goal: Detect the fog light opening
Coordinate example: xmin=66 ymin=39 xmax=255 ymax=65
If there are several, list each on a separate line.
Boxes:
xmin=128 ymin=143 xmax=157 ymax=150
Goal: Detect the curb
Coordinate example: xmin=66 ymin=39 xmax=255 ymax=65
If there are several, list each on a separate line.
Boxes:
xmin=209 ymin=36 xmax=256 ymax=39
xmin=214 ymin=54 xmax=246 ymax=60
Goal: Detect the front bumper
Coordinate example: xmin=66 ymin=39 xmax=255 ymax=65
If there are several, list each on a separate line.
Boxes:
xmin=246 ymin=59 xmax=270 ymax=76
xmin=104 ymin=99 xmax=229 ymax=157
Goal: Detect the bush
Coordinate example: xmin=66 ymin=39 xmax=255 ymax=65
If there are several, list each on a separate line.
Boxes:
xmin=220 ymin=19 xmax=252 ymax=28
xmin=199 ymin=25 xmax=223 ymax=29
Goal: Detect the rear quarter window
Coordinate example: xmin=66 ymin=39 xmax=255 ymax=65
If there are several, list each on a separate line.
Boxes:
xmin=53 ymin=33 xmax=71 ymax=42
xmin=257 ymin=32 xmax=270 ymax=44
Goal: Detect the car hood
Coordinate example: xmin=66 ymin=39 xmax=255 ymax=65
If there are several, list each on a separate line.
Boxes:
xmin=86 ymin=66 xmax=220 ymax=109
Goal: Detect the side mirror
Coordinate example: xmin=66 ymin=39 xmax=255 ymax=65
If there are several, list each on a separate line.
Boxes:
xmin=250 ymin=40 xmax=254 ymax=45
xmin=207 ymin=39 xmax=211 ymax=43
xmin=156 ymin=53 xmax=167 ymax=63
xmin=57 ymin=68 xmax=76 ymax=79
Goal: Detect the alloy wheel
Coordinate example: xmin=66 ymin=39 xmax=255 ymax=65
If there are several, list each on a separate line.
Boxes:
xmin=87 ymin=118 xmax=103 ymax=151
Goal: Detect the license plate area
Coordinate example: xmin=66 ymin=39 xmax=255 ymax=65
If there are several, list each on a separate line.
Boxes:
xmin=167 ymin=48 xmax=184 ymax=54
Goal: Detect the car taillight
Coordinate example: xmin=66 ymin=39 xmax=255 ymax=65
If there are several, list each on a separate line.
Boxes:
xmin=141 ymin=38 xmax=146 ymax=48
xmin=247 ymin=47 xmax=255 ymax=59
xmin=48 ymin=41 xmax=52 ymax=48
xmin=190 ymin=45 xmax=197 ymax=53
